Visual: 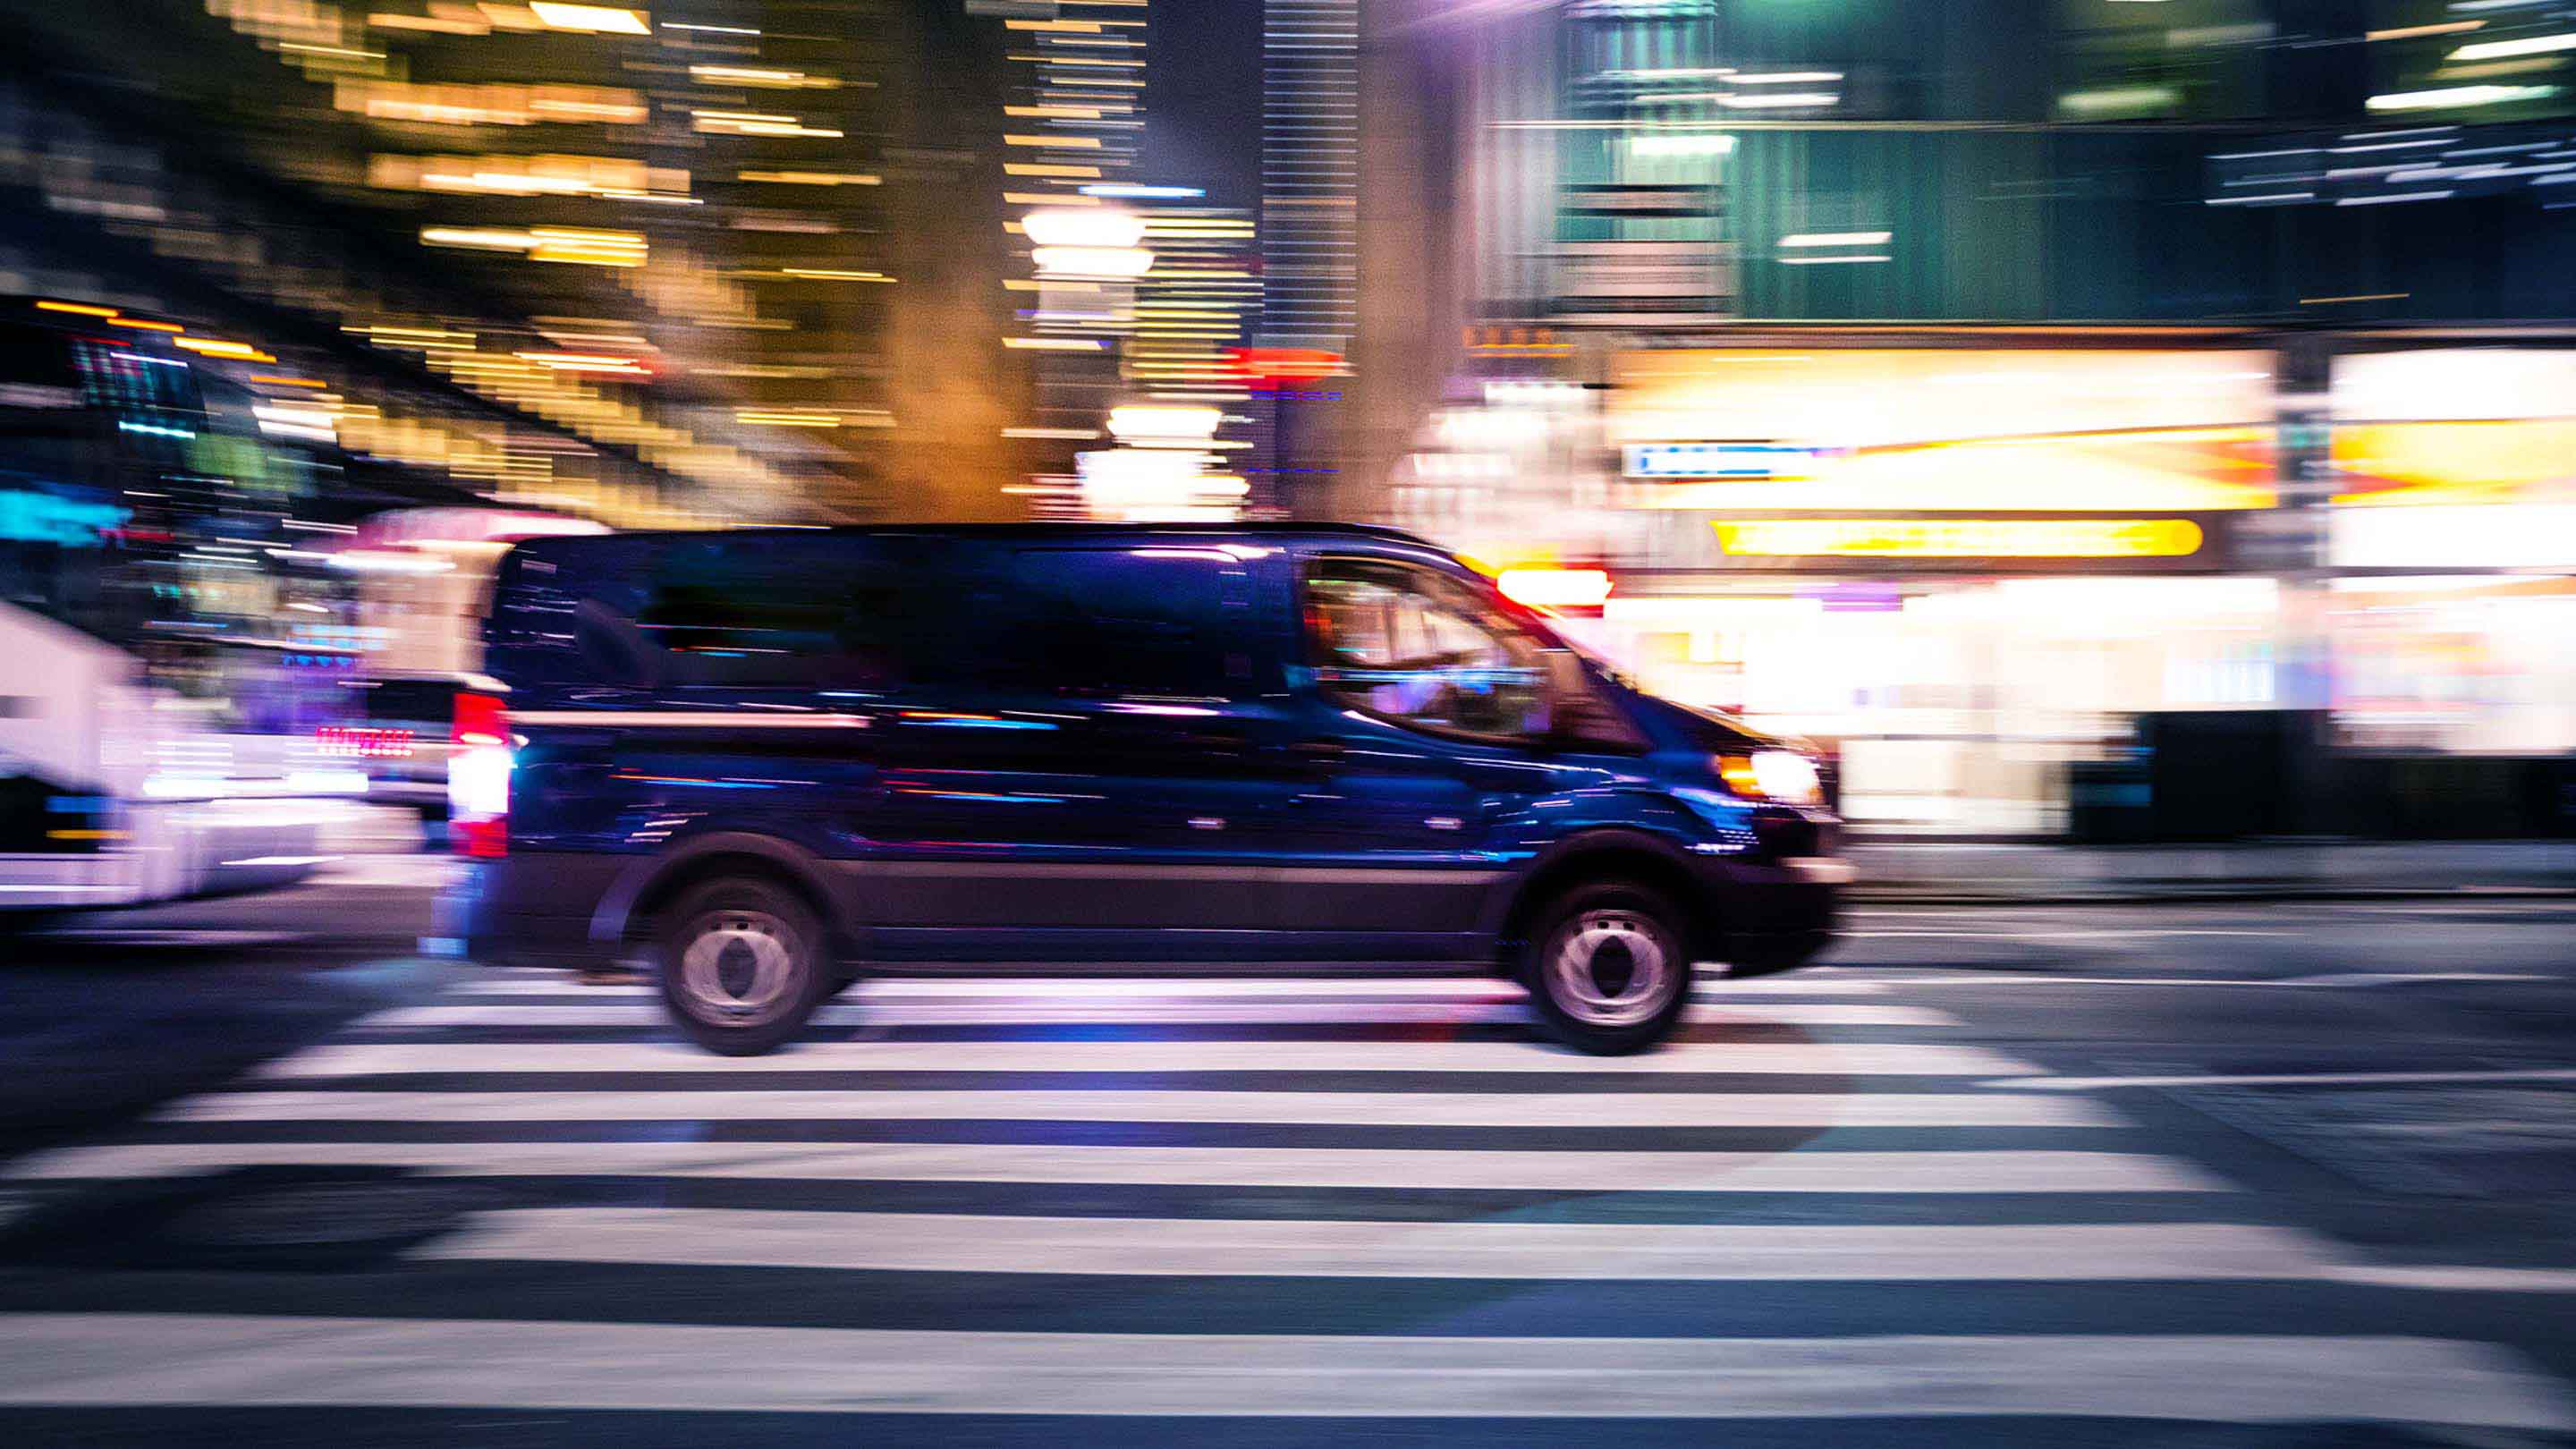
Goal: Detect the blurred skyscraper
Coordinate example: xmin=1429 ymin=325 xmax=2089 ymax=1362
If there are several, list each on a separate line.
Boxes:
xmin=1258 ymin=0 xmax=1358 ymax=351
xmin=0 ymin=0 xmax=1045 ymax=525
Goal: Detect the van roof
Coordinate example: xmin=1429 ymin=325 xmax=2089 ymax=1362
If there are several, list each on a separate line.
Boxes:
xmin=511 ymin=520 xmax=1445 ymax=551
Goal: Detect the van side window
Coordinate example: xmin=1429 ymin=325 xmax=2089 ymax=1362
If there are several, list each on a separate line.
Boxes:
xmin=1305 ymin=560 xmax=1551 ymax=741
xmin=641 ymin=537 xmax=902 ymax=690
xmin=985 ymin=547 xmax=1245 ymax=698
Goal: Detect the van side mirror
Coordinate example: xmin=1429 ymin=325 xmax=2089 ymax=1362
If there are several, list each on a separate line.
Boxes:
xmin=1545 ymin=651 xmax=1649 ymax=752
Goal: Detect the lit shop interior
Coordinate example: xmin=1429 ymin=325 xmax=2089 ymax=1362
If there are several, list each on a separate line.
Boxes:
xmin=1490 ymin=343 xmax=2575 ymax=836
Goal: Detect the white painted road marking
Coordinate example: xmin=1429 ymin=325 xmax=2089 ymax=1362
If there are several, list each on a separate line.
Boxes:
xmin=159 ymin=1088 xmax=2121 ymax=1128
xmin=425 ymin=1209 xmax=2334 ymax=1282
xmin=0 ymin=1141 xmax=2228 ymax=1193
xmin=1989 ymin=1069 xmax=2576 ymax=1092
xmin=250 ymin=1039 xmax=2043 ymax=1079
xmin=0 ymin=1317 xmax=2566 ymax=1428
xmin=357 ymin=1001 xmax=1961 ymax=1030
xmin=446 ymin=973 xmax=1899 ymax=998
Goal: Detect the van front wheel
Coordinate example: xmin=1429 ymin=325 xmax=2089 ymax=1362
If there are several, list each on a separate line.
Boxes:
xmin=656 ymin=877 xmax=829 ymax=1056
xmin=1522 ymin=882 xmax=1691 ymax=1055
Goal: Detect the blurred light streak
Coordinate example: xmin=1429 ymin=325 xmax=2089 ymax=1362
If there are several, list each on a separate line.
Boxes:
xmin=689 ymin=65 xmax=839 ymax=89
xmin=1780 ymin=232 xmax=1893 ymax=248
xmin=1497 ymin=568 xmax=1614 ymax=607
xmin=1033 ymin=245 xmax=1154 ymax=277
xmin=525 ymin=3 xmax=650 ymax=34
xmin=1024 ymin=208 xmax=1145 ymax=247
xmin=2368 ymin=21 xmax=2483 ymax=41
xmin=1625 ymin=133 xmax=1735 ymax=156
xmin=738 ymin=171 xmax=881 ymax=186
xmin=369 ymin=11 xmax=494 ymax=35
xmin=2368 ymin=84 xmax=2559 ymax=110
xmin=692 ymin=111 xmax=843 ymax=138
xmin=514 ymin=352 xmax=651 ymax=375
xmin=2060 ymin=86 xmax=2180 ymax=115
xmin=335 ymin=80 xmax=648 ymax=125
xmin=1716 ymin=92 xmax=1840 ymax=109
xmin=1107 ymin=405 xmax=1223 ymax=442
xmin=173 ymin=338 xmax=277 ymax=361
xmin=2451 ymin=32 xmax=2576 ymax=62
xmin=419 ymin=226 xmax=647 ymax=266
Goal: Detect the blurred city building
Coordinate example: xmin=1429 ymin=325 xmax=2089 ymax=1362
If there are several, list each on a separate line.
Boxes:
xmin=0 ymin=0 xmax=1055 ymax=780
xmin=1358 ymin=0 xmax=2576 ymax=838
xmin=1004 ymin=193 xmax=1264 ymax=522
xmin=1254 ymin=0 xmax=1357 ymax=514
xmin=1260 ymin=0 xmax=1358 ymax=351
xmin=0 ymin=0 xmax=1055 ymax=534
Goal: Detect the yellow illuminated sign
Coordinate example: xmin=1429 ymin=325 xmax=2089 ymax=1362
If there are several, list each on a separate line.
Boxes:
xmin=1714 ymin=518 xmax=2205 ymax=559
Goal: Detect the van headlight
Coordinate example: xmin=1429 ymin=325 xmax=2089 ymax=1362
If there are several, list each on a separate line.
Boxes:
xmin=1717 ymin=750 xmax=1823 ymax=806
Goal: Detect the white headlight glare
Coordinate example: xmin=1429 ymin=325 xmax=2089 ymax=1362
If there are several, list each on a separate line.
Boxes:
xmin=1750 ymin=749 xmax=1823 ymax=806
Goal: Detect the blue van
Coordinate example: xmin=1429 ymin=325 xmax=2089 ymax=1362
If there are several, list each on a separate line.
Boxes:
xmin=436 ymin=524 xmax=1844 ymax=1055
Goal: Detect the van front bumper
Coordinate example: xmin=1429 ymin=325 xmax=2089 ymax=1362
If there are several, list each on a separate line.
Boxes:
xmin=1690 ymin=851 xmax=1845 ymax=977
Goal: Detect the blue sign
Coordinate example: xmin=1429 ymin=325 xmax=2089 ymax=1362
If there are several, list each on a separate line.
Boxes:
xmin=0 ymin=490 xmax=128 ymax=545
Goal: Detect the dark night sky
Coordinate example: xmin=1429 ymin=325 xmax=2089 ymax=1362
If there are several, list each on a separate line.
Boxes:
xmin=1140 ymin=0 xmax=1264 ymax=211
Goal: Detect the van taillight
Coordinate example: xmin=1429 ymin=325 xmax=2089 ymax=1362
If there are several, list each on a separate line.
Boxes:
xmin=449 ymin=692 xmax=512 ymax=859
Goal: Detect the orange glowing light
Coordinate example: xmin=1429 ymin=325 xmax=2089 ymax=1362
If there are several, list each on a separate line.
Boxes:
xmin=174 ymin=338 xmax=277 ymax=362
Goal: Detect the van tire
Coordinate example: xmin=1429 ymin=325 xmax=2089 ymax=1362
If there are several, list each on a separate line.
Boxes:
xmin=655 ymin=877 xmax=830 ymax=1056
xmin=1521 ymin=881 xmax=1691 ymax=1055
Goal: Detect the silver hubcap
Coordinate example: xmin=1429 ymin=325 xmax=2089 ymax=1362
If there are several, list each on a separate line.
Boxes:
xmin=1545 ymin=908 xmax=1676 ymax=1028
xmin=677 ymin=909 xmax=801 ymax=1025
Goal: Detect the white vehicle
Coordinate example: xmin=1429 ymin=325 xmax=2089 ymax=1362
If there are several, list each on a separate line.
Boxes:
xmin=0 ymin=300 xmax=357 ymax=919
xmin=0 ymin=599 xmax=345 ymax=914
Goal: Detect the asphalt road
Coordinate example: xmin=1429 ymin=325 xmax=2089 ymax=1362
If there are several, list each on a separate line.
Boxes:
xmin=3 ymin=869 xmax=2574 ymax=1445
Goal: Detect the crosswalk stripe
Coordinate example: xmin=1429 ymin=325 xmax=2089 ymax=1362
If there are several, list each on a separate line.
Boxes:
xmin=250 ymin=1039 xmax=2039 ymax=1079
xmin=422 ymin=1208 xmax=2329 ymax=1281
xmin=357 ymin=1001 xmax=1958 ymax=1030
xmin=157 ymin=1089 xmax=2120 ymax=1128
xmin=0 ymin=1141 xmax=2224 ymax=1192
xmin=2 ymin=1315 xmax=2566 ymax=1427
xmin=445 ymin=974 xmax=1895 ymax=999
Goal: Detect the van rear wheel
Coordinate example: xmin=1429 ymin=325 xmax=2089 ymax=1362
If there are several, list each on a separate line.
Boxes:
xmin=656 ymin=877 xmax=829 ymax=1056
xmin=1521 ymin=881 xmax=1691 ymax=1055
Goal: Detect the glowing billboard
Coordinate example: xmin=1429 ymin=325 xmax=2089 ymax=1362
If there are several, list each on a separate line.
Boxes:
xmin=1713 ymin=518 xmax=2206 ymax=560
xmin=1613 ymin=349 xmax=2279 ymax=513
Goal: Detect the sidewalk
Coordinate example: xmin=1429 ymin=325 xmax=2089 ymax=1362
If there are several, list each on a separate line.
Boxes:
xmin=1846 ymin=838 xmax=2576 ymax=904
